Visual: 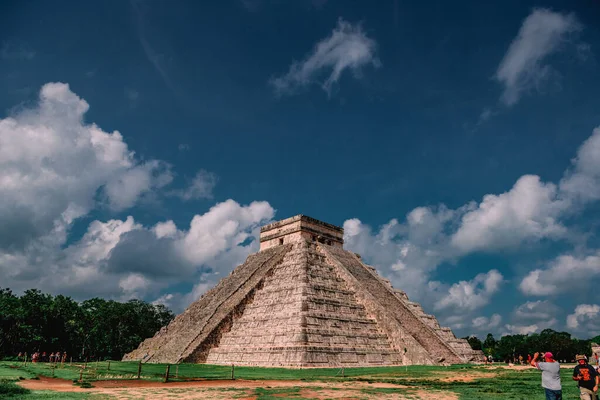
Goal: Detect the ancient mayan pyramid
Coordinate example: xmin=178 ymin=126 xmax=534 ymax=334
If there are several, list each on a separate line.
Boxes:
xmin=124 ymin=215 xmax=484 ymax=367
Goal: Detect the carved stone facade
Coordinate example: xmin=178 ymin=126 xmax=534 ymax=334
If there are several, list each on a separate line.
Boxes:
xmin=124 ymin=215 xmax=484 ymax=366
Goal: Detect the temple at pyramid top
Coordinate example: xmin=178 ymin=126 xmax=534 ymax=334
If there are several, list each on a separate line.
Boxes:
xmin=124 ymin=214 xmax=484 ymax=367
xmin=259 ymin=215 xmax=344 ymax=250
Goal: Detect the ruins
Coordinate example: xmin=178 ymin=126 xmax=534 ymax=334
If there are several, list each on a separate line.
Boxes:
xmin=124 ymin=215 xmax=484 ymax=367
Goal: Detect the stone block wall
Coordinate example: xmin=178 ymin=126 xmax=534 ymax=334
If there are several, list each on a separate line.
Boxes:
xmin=125 ymin=223 xmax=483 ymax=366
xmin=260 ymin=215 xmax=343 ymax=250
xmin=206 ymin=241 xmax=399 ymax=367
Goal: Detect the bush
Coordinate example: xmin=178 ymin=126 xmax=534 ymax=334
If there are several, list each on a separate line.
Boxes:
xmin=0 ymin=380 xmax=31 ymax=397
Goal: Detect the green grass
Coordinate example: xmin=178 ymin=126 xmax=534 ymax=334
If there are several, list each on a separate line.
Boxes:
xmin=357 ymin=367 xmax=582 ymax=400
xmin=0 ymin=380 xmax=105 ymax=399
xmin=0 ymin=361 xmax=586 ymax=399
xmin=0 ymin=360 xmax=479 ymax=382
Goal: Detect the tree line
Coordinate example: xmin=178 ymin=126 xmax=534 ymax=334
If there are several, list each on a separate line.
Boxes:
xmin=464 ymin=329 xmax=598 ymax=362
xmin=0 ymin=288 xmax=174 ymax=361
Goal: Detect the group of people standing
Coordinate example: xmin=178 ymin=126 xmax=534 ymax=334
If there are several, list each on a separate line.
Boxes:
xmin=21 ymin=351 xmax=67 ymax=363
xmin=531 ymin=352 xmax=600 ymax=400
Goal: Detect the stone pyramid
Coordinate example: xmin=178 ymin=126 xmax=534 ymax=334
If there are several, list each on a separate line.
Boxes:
xmin=124 ymin=215 xmax=484 ymax=367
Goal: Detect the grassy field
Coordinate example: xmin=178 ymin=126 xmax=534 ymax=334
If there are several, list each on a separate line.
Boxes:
xmin=0 ymin=360 xmax=586 ymax=399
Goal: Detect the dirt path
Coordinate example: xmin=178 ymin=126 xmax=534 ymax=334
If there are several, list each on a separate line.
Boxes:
xmin=18 ymin=376 xmax=458 ymax=399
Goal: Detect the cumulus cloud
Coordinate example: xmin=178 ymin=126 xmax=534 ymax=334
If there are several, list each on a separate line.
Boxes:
xmin=520 ymin=250 xmax=600 ymax=296
xmin=566 ymin=304 xmax=600 ymax=334
xmin=560 ymin=127 xmax=600 ymax=203
xmin=504 ymin=321 xmax=557 ymax=335
xmin=435 ymin=270 xmax=504 ymax=312
xmin=343 ymin=205 xmax=462 ymax=304
xmin=500 ymin=301 xmax=560 ymax=336
xmin=496 ymin=8 xmax=581 ymax=106
xmin=472 ymin=314 xmax=502 ymax=329
xmin=451 ymin=175 xmax=566 ymax=253
xmin=0 ymin=82 xmax=275 ymax=310
xmin=1 ymin=199 xmax=274 ymax=307
xmin=513 ymin=300 xmax=560 ymax=320
xmin=270 ymin=18 xmax=380 ymax=96
xmin=170 ymin=170 xmax=218 ymax=201
xmin=343 ymin=124 xmax=600 ymax=329
xmin=0 ymin=83 xmax=174 ymax=252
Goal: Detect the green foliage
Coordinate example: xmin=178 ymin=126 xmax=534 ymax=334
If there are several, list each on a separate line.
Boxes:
xmin=0 ymin=380 xmax=31 ymax=397
xmin=0 ymin=287 xmax=174 ymax=361
xmin=468 ymin=329 xmax=593 ymax=362
xmin=463 ymin=335 xmax=482 ymax=350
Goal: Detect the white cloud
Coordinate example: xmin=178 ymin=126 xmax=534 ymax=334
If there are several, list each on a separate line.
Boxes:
xmin=342 ymin=125 xmax=600 ymax=332
xmin=151 ymin=280 xmax=216 ymax=313
xmin=0 ymin=82 xmax=275 ymax=310
xmin=560 ymin=127 xmax=600 ymax=203
xmin=119 ymin=273 xmax=151 ymax=297
xmin=451 ymin=175 xmax=566 ymax=253
xmin=472 ymin=314 xmax=502 ymax=329
xmin=270 ymin=18 xmax=380 ymax=96
xmin=566 ymin=304 xmax=600 ymax=333
xmin=500 ymin=301 xmax=560 ymax=336
xmin=0 ymin=82 xmax=172 ymax=251
xmin=435 ymin=270 xmax=504 ymax=312
xmin=504 ymin=321 xmax=557 ymax=335
xmin=520 ymin=251 xmax=600 ymax=296
xmin=153 ymin=220 xmax=178 ymax=239
xmin=343 ymin=206 xmax=461 ymax=305
xmin=496 ymin=8 xmax=581 ymax=106
xmin=0 ymin=199 xmax=274 ymax=307
xmin=513 ymin=300 xmax=560 ymax=320
xmin=170 ymin=170 xmax=218 ymax=201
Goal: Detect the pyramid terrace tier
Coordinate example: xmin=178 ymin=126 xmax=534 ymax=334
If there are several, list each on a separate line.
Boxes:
xmin=124 ymin=231 xmax=484 ymax=366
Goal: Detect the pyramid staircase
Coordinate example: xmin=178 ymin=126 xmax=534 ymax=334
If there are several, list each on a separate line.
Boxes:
xmin=124 ymin=215 xmax=484 ymax=366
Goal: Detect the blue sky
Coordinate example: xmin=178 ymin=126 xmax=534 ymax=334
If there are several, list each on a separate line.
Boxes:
xmin=1 ymin=0 xmax=600 ymax=339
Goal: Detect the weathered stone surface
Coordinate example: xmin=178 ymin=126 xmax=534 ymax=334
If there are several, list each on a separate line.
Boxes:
xmin=123 ymin=215 xmax=484 ymax=366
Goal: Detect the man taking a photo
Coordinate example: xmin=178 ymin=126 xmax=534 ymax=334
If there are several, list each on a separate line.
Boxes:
xmin=573 ymin=355 xmax=599 ymax=400
xmin=531 ymin=351 xmax=562 ymax=400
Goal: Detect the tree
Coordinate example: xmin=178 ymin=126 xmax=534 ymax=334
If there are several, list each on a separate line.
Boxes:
xmin=464 ymin=336 xmax=482 ymax=351
xmin=0 ymin=287 xmax=175 ymax=360
xmin=483 ymin=333 xmax=497 ymax=355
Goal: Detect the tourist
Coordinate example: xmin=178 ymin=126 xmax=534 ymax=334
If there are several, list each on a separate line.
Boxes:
xmin=519 ymin=354 xmax=524 ymax=365
xmin=573 ymin=354 xmax=599 ymax=400
xmin=531 ymin=352 xmax=562 ymax=400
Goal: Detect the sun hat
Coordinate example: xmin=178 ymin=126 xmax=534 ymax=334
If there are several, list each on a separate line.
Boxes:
xmin=576 ymin=355 xmax=587 ymax=361
xmin=544 ymin=352 xmax=553 ymax=359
